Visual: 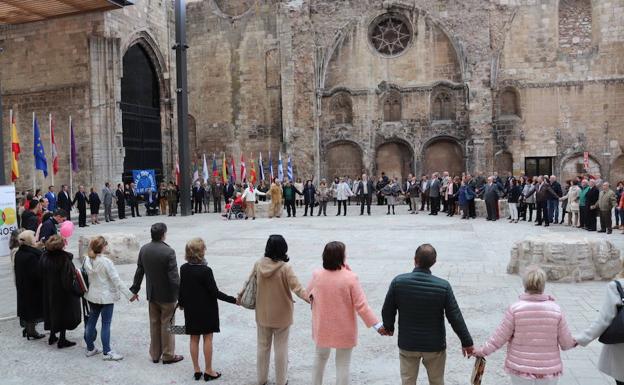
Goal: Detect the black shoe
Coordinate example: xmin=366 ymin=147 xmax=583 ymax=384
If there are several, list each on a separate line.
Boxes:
xmin=57 ymin=339 xmax=76 ymax=349
xmin=48 ymin=334 xmax=58 ymax=345
xmin=607 ymin=230 xmax=612 ymax=234
xmin=598 ymin=230 xmax=606 ymax=233
xmin=22 ymin=329 xmax=26 ymax=338
xmin=194 ymin=372 xmax=203 ymax=381
xmin=26 ymin=332 xmax=46 ymax=340
xmin=204 ymin=372 xmax=222 ymax=381
xmin=544 ymin=224 xmax=549 ymax=227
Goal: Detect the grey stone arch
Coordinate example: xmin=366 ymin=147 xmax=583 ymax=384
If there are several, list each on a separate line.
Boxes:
xmin=558 ymin=152 xmax=603 ymax=181
xmin=374 ymin=138 xmax=415 ymax=183
xmin=120 ymin=31 xmax=173 ymax=179
xmin=419 ymin=135 xmax=466 ymax=177
xmin=327 ymin=89 xmax=354 ymax=126
xmin=322 ymin=140 xmax=365 ymax=180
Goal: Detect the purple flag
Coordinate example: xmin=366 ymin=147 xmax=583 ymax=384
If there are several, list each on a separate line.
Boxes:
xmin=70 ymin=121 xmax=78 ymax=172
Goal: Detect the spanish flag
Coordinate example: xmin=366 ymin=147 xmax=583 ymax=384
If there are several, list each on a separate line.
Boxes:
xmin=10 ymin=111 xmax=20 ymax=181
xmin=222 ymin=153 xmax=228 ymax=184
xmin=250 ymin=156 xmax=257 ymax=185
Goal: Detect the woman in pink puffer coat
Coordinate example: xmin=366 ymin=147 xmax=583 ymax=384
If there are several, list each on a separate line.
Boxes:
xmin=474 ymin=267 xmax=577 ymax=385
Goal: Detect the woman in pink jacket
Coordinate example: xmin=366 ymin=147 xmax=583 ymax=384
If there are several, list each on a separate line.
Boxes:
xmin=307 ymin=241 xmax=383 ymax=385
xmin=474 ymin=267 xmax=577 ymax=385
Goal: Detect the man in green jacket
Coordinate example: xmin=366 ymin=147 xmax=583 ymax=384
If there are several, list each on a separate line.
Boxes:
xmin=597 ymin=182 xmax=617 ymax=234
xmin=381 ymin=244 xmax=474 ymax=385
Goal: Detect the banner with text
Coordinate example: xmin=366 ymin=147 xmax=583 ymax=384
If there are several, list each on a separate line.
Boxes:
xmin=0 ymin=185 xmax=17 ymax=257
xmin=132 ymin=170 xmax=157 ymax=195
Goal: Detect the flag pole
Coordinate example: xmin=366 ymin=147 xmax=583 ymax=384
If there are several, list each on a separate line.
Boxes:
xmin=49 ymin=113 xmax=54 ymax=187
xmin=32 ymin=112 xmax=36 ymax=193
xmin=9 ymin=109 xmax=13 ymax=186
xmin=69 ymin=115 xmax=73 ymax=197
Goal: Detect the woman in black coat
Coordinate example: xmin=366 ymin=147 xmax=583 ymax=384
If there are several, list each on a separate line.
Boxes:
xmin=89 ymin=187 xmax=101 ymax=224
xmin=14 ymin=230 xmax=45 ymax=339
xmin=40 ymin=235 xmax=81 ymax=348
xmin=302 ymin=180 xmax=316 ymax=217
xmin=178 ymin=238 xmax=237 ymax=381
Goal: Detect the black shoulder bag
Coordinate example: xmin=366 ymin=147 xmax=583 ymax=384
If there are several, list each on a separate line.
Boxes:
xmin=598 ymin=280 xmax=624 ymax=344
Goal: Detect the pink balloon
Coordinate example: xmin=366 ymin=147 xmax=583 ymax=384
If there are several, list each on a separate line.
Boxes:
xmin=59 ymin=221 xmax=75 ymax=239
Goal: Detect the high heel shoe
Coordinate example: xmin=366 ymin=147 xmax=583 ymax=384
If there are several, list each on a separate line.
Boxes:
xmin=26 ymin=332 xmax=46 ymax=340
xmin=193 ymin=372 xmax=203 ymax=381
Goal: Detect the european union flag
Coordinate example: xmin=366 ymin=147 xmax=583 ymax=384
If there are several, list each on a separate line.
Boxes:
xmin=33 ymin=117 xmax=48 ymax=177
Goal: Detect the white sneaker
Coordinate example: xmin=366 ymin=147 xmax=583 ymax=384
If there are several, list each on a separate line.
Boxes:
xmin=85 ymin=348 xmax=102 ymax=357
xmin=102 ymin=351 xmax=124 ymax=361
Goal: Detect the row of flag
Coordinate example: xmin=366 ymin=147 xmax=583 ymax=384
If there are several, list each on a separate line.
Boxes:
xmin=189 ymin=152 xmax=295 ymax=185
xmin=10 ymin=110 xmax=78 ymax=184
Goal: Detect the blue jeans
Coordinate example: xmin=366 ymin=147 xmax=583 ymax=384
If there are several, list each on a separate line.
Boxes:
xmin=84 ymin=302 xmax=114 ymax=354
xmin=615 ymin=207 xmax=623 ymax=227
xmin=547 ymin=199 xmax=559 ymax=223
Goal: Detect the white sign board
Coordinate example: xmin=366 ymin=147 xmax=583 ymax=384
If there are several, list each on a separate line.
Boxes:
xmin=0 ymin=185 xmax=17 ymax=257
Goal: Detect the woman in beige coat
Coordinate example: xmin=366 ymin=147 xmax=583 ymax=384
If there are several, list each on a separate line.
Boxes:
xmin=240 ymin=235 xmax=309 ymax=385
xmin=560 ymin=183 xmax=581 ymax=227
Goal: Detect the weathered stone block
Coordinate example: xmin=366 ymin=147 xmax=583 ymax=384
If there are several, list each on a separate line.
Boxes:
xmin=507 ymin=233 xmax=622 ymax=282
xmin=78 ymin=233 xmax=141 ymax=265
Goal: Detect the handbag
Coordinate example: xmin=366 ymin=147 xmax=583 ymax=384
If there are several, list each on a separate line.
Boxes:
xmin=71 ymin=267 xmax=88 ymax=297
xmin=599 ymin=280 xmax=624 ymax=344
xmin=471 ymin=357 xmax=486 ymax=385
xmin=81 ymin=260 xmax=90 ymax=290
xmin=167 ymin=305 xmax=186 ymax=335
xmin=240 ymin=265 xmax=258 ymax=310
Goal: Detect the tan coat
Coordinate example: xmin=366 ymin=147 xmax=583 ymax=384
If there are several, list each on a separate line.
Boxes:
xmin=597 ymin=189 xmax=617 ymax=211
xmin=243 ymin=257 xmax=308 ymax=329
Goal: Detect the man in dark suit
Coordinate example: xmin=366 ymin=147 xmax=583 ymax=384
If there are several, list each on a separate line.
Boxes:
xmin=57 ymin=185 xmax=72 ymax=220
xmin=224 ymin=181 xmax=235 ymax=205
xmin=535 ymin=176 xmax=558 ymax=227
xmin=21 ymin=199 xmax=41 ymax=232
xmin=128 ymin=182 xmax=141 ymax=217
xmin=211 ymin=178 xmax=224 ymax=213
xmin=72 ymin=185 xmax=89 ymax=227
xmin=428 ymin=173 xmax=441 ymax=215
xmin=483 ymin=176 xmax=503 ymax=221
xmin=192 ymin=182 xmax=204 ymax=214
xmin=585 ymin=179 xmax=600 ymax=231
xmin=130 ymin=223 xmax=183 ymax=365
xmin=38 ymin=209 xmax=67 ymax=243
xmin=381 ymin=244 xmax=474 ymax=385
xmin=355 ymin=173 xmax=375 ymax=216
xmin=116 ymin=183 xmax=126 ymax=219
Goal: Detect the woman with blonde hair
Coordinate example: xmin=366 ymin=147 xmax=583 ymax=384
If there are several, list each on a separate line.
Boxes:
xmin=474 ymin=267 xmax=577 ymax=384
xmin=83 ymin=236 xmax=134 ymax=360
xmin=575 ymin=260 xmax=624 ymax=385
xmin=178 ymin=237 xmax=238 ymax=381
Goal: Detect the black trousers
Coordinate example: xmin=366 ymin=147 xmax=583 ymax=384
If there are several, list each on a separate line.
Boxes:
xmin=118 ymin=203 xmax=125 ymax=219
xmin=420 ymin=193 xmax=429 ymax=210
xmin=536 ymin=201 xmax=549 ymax=225
xmin=579 ymin=205 xmax=587 ymax=227
xmin=213 ymin=197 xmax=222 ymax=213
xmin=78 ymin=208 xmax=87 ymax=227
xmin=130 ymin=203 xmax=140 ymax=217
xmin=468 ymin=199 xmax=476 ymax=218
xmin=304 ymin=202 xmax=315 ymax=216
xmin=587 ymin=208 xmax=598 ymax=230
xmin=447 ymin=197 xmax=456 ymax=216
xmin=337 ymin=200 xmax=347 ymax=215
xmin=485 ymin=198 xmax=498 ymax=220
xmin=360 ymin=195 xmax=372 ymax=215
xmin=429 ymin=196 xmax=440 ymax=214
xmin=615 ymin=380 xmax=623 ymax=385
xmin=285 ymin=199 xmax=296 ymax=217
xmin=194 ymin=199 xmax=202 ymax=213
xmin=599 ymin=210 xmax=612 ymax=232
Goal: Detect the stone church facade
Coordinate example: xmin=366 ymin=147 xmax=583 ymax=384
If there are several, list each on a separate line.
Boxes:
xmin=2 ymin=0 xmax=624 ymax=191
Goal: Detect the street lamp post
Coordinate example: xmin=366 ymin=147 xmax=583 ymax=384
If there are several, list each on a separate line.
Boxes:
xmin=174 ymin=0 xmax=191 ymax=216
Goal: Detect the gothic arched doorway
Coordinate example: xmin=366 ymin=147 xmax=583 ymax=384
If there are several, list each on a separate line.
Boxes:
xmin=325 ymin=141 xmax=364 ymax=180
xmin=121 ymin=44 xmax=163 ymax=183
xmin=375 ymin=142 xmax=413 ymax=183
xmin=422 ymin=138 xmax=464 ymax=177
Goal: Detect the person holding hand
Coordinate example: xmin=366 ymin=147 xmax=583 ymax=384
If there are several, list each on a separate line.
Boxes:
xmin=381 ymin=244 xmax=474 ymax=385
xmin=473 ymin=267 xmax=577 ymax=385
xmin=307 ymin=241 xmax=383 ymax=385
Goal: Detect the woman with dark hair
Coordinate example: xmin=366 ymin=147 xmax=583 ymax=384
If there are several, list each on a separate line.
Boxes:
xmin=507 ymin=178 xmax=522 ymax=223
xmin=40 ymin=235 xmax=81 ymax=348
xmin=307 ymin=241 xmax=381 ymax=385
xmin=303 ymin=180 xmax=316 ymax=217
xmin=239 ymin=235 xmax=309 ymax=385
xmin=14 ymin=230 xmax=45 ymax=340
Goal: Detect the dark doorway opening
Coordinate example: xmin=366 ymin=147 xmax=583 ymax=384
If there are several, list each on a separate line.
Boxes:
xmin=525 ymin=157 xmax=552 ymax=177
xmin=121 ymin=44 xmax=163 ymax=184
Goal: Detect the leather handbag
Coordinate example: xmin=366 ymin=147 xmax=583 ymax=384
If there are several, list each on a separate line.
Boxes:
xmin=240 ymin=265 xmax=258 ymax=310
xmin=599 ymin=280 xmax=624 ymax=344
xmin=167 ymin=305 xmax=186 ymax=335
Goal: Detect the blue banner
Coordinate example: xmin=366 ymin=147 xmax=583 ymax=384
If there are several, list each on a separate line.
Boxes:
xmin=132 ymin=169 xmax=157 ymax=194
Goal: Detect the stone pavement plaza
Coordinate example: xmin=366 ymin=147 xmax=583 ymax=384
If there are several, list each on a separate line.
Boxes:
xmin=1 ymin=206 xmax=622 ymax=385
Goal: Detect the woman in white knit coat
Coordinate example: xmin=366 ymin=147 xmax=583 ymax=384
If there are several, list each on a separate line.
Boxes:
xmin=575 ymin=260 xmax=624 ymax=385
xmin=560 ymin=183 xmax=581 ymax=227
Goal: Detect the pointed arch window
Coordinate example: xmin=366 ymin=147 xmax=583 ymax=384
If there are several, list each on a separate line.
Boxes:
xmin=383 ymin=90 xmax=402 ymax=122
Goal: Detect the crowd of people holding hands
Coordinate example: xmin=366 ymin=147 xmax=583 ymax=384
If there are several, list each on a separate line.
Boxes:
xmin=9 ymin=216 xmax=624 ymax=384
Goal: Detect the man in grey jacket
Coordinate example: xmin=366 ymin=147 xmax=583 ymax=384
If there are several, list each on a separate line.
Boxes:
xmin=101 ymin=182 xmax=114 ymax=222
xmin=130 ymin=223 xmax=183 ymax=364
xmin=428 ymin=173 xmax=441 ymax=215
